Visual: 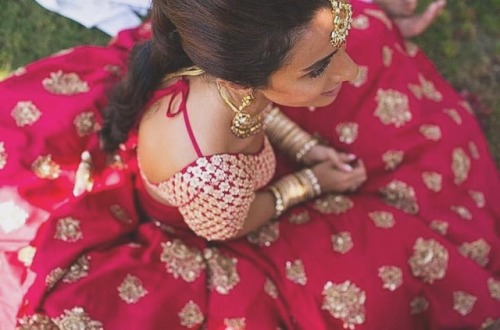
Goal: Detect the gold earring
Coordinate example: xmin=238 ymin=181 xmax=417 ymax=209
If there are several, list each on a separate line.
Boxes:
xmin=216 ymin=84 xmax=263 ymax=138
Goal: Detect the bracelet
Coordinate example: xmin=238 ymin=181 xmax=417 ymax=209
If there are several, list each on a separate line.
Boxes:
xmin=301 ymin=168 xmax=322 ymax=196
xmin=295 ymin=139 xmax=319 ymax=162
xmin=268 ymin=185 xmax=285 ymax=219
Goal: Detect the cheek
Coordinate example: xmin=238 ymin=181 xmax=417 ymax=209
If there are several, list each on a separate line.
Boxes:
xmin=264 ymin=79 xmax=328 ymax=107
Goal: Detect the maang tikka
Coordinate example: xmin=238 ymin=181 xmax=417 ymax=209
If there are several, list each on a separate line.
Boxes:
xmin=329 ymin=0 xmax=353 ymax=48
xmin=216 ymin=84 xmax=263 ymax=139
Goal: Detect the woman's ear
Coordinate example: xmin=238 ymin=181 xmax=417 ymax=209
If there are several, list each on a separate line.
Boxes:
xmin=215 ymin=79 xmax=253 ymax=98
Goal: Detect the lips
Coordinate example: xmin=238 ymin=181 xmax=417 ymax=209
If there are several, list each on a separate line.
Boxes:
xmin=321 ymin=84 xmax=342 ymax=97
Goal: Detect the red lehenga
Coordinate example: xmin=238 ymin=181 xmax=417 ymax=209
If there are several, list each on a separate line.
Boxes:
xmin=1 ymin=1 xmax=499 ymax=329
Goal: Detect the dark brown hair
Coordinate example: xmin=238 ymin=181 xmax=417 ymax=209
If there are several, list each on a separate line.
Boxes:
xmin=100 ymin=0 xmax=329 ymax=152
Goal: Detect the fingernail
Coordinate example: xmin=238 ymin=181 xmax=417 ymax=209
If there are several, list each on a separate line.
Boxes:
xmin=348 ymin=154 xmax=356 ymax=160
xmin=343 ymin=164 xmax=353 ymax=172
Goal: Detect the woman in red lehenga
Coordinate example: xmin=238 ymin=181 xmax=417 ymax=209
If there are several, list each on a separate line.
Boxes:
xmin=0 ymin=0 xmax=499 ymax=329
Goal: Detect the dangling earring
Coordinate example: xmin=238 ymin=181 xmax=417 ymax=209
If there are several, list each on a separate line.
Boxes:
xmin=216 ymin=83 xmax=263 ymax=138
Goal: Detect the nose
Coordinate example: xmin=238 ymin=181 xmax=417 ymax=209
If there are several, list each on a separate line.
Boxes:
xmin=330 ymin=49 xmax=358 ymax=84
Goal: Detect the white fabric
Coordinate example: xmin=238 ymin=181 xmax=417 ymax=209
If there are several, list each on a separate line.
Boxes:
xmin=34 ymin=0 xmax=151 ymax=36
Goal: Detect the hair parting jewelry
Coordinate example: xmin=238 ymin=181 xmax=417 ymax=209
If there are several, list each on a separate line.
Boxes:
xmin=329 ymin=0 xmax=353 ymax=48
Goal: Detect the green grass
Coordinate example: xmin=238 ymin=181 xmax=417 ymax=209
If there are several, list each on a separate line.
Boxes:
xmin=1 ymin=0 xmax=499 ymax=165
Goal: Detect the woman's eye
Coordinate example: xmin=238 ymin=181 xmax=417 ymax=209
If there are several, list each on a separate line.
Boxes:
xmin=308 ymin=57 xmax=332 ymax=78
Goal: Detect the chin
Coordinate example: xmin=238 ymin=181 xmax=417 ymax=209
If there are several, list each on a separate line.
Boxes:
xmin=309 ymin=94 xmax=340 ymax=108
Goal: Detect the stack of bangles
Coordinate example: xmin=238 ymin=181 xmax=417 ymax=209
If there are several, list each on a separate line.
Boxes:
xmin=268 ymin=168 xmax=321 ymax=218
xmin=263 ymin=107 xmax=319 ymax=162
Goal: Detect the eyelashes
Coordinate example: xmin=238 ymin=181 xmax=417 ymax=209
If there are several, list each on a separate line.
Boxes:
xmin=308 ymin=53 xmax=335 ymax=78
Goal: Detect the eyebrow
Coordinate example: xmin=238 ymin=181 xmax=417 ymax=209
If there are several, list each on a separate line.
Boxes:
xmin=302 ymin=49 xmax=339 ymax=72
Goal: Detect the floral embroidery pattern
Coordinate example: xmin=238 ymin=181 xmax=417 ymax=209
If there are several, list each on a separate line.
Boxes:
xmin=380 ymin=180 xmax=419 ymax=215
xmin=405 ymin=41 xmax=419 ymax=57
xmin=178 ymin=301 xmax=204 ymax=329
xmin=224 ymin=318 xmax=246 ymax=330
xmin=378 ymin=266 xmax=403 ymax=291
xmin=382 ymin=150 xmax=404 ymax=171
xmin=460 ymin=100 xmax=475 ymax=115
xmin=336 ymin=122 xmax=359 ymax=144
xmin=63 ymin=255 xmax=90 ymax=283
xmin=468 ymin=141 xmax=480 ymax=160
xmin=382 ymin=46 xmax=393 ymax=67
xmin=0 ymin=201 xmax=29 ymax=234
xmin=322 ymin=281 xmax=366 ymax=330
xmin=459 ymin=238 xmax=490 ymax=267
xmin=487 ymin=278 xmax=500 ymax=300
xmin=375 ymin=89 xmax=411 ymax=127
xmin=419 ymin=125 xmax=442 ymax=141
xmin=332 ymin=232 xmax=354 ymax=254
xmin=364 ymin=9 xmax=393 ymax=29
xmin=11 ymin=101 xmax=41 ymax=127
xmin=408 ymin=73 xmax=443 ymax=102
xmin=444 ymin=108 xmax=462 ymax=125
xmin=54 ymin=217 xmax=83 ymax=242
xmin=410 ymin=296 xmax=429 ymax=314
xmin=369 ymin=211 xmax=395 ymax=228
xmin=452 ymin=148 xmax=471 ymax=185
xmin=205 ymin=248 xmax=240 ymax=294
xmin=0 ymin=142 xmax=6 ymax=170
xmin=264 ymin=278 xmax=278 ymax=299
xmin=160 ymin=240 xmax=205 ymax=282
xmin=247 ymin=221 xmax=279 ymax=247
xmin=451 ymin=205 xmax=472 ymax=220
xmin=288 ymin=211 xmax=310 ymax=224
xmin=32 ymin=154 xmax=61 ymax=180
xmin=469 ymin=190 xmax=485 ymax=208
xmin=18 ymin=314 xmax=58 ymax=330
xmin=42 ymin=71 xmax=89 ymax=95
xmin=109 ymin=204 xmax=133 ymax=224
xmin=45 ymin=268 xmax=66 ymax=290
xmin=313 ymin=194 xmax=354 ymax=214
xmin=422 ymin=172 xmax=442 ymax=192
xmin=118 ymin=274 xmax=148 ymax=304
xmin=429 ymin=220 xmax=448 ymax=235
xmin=74 ymin=112 xmax=100 ymax=137
xmin=453 ymin=291 xmax=477 ymax=316
xmin=351 ymin=15 xmax=369 ymax=29
xmin=408 ymin=238 xmax=448 ymax=284
xmin=286 ymin=260 xmax=308 ymax=285
xmin=53 ymin=307 xmax=103 ymax=330
xmin=350 ymin=65 xmax=368 ymax=88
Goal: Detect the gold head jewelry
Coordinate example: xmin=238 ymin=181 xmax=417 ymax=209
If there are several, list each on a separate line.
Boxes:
xmin=329 ymin=0 xmax=353 ymax=48
xmin=216 ymin=84 xmax=263 ymax=139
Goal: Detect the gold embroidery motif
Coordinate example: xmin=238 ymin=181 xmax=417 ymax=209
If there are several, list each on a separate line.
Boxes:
xmin=264 ymin=278 xmax=278 ymax=299
xmin=63 ymin=255 xmax=90 ymax=283
xmin=375 ymin=89 xmax=412 ymax=127
xmin=453 ymin=291 xmax=477 ymax=316
xmin=313 ymin=194 xmax=354 ymax=214
xmin=322 ymin=281 xmax=366 ymax=330
xmin=205 ymin=248 xmax=240 ymax=294
xmin=364 ymin=9 xmax=392 ymax=29
xmin=380 ymin=180 xmax=419 ymax=215
xmin=286 ymin=260 xmax=307 ymax=285
xmin=332 ymin=232 xmax=354 ymax=254
xmin=160 ymin=240 xmax=205 ymax=282
xmin=487 ymin=278 xmax=500 ymax=300
xmin=54 ymin=217 xmax=83 ymax=242
xmin=369 ymin=211 xmax=395 ymax=228
xmin=13 ymin=67 xmax=27 ymax=76
xmin=409 ymin=74 xmax=443 ymax=102
xmin=452 ymin=148 xmax=471 ymax=185
xmin=408 ymin=238 xmax=448 ymax=284
xmin=179 ymin=301 xmax=204 ymax=329
xmin=42 ymin=71 xmax=90 ymax=95
xmin=32 ymin=154 xmax=61 ymax=180
xmin=110 ymin=204 xmax=133 ymax=224
xmin=118 ymin=274 xmax=148 ymax=304
xmin=351 ymin=15 xmax=369 ymax=29
xmin=18 ymin=314 xmax=58 ymax=330
xmin=0 ymin=142 xmax=6 ymax=170
xmin=74 ymin=112 xmax=100 ymax=137
xmin=18 ymin=246 xmax=36 ymax=267
xmin=410 ymin=296 xmax=429 ymax=314
xmin=288 ymin=211 xmax=310 ymax=224
xmin=469 ymin=190 xmax=486 ymax=208
xmin=468 ymin=141 xmax=480 ymax=160
xmin=429 ymin=220 xmax=448 ymax=235
xmin=378 ymin=266 xmax=403 ymax=291
xmin=405 ymin=41 xmax=419 ymax=57
xmin=336 ymin=122 xmax=359 ymax=144
xmin=247 ymin=221 xmax=279 ymax=247
xmin=53 ymin=307 xmax=103 ymax=330
xmin=459 ymin=238 xmax=490 ymax=267
xmin=444 ymin=108 xmax=462 ymax=125
xmin=0 ymin=200 xmax=29 ymax=234
xmin=419 ymin=125 xmax=442 ymax=141
xmin=451 ymin=205 xmax=472 ymax=220
xmin=481 ymin=318 xmax=497 ymax=330
xmin=422 ymin=172 xmax=442 ymax=192
xmin=350 ymin=65 xmax=368 ymax=88
xmin=382 ymin=150 xmax=404 ymax=171
xmin=382 ymin=46 xmax=393 ymax=67
xmin=460 ymin=100 xmax=475 ymax=115
xmin=11 ymin=101 xmax=42 ymax=127
xmin=46 ymin=268 xmax=66 ymax=290
xmin=224 ymin=318 xmax=246 ymax=330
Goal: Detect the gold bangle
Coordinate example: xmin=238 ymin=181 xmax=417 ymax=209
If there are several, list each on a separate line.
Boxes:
xmin=268 ymin=185 xmax=285 ymax=219
xmin=295 ymin=139 xmax=319 ymax=162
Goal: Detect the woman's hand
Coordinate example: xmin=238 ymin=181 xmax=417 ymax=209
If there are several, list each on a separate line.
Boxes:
xmin=302 ymin=145 xmax=358 ymax=172
xmin=311 ymin=158 xmax=367 ymax=194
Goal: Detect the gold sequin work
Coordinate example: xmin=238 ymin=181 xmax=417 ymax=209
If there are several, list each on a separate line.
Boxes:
xmin=264 ymin=278 xmax=278 ymax=299
xmin=18 ymin=245 xmax=36 ymax=267
xmin=408 ymin=238 xmax=448 ymax=284
xmin=160 ymin=240 xmax=205 ymax=282
xmin=313 ymin=194 xmax=354 ymax=214
xmin=224 ymin=318 xmax=246 ymax=330
xmin=74 ymin=111 xmax=100 ymax=137
xmin=351 ymin=14 xmax=369 ymax=29
xmin=286 ymin=260 xmax=308 ymax=285
xmin=452 ymin=148 xmax=471 ymax=185
xmin=0 ymin=142 xmax=6 ymax=170
xmin=469 ymin=141 xmax=480 ymax=160
xmin=110 ymin=204 xmax=133 ymax=224
xmin=336 ymin=122 xmax=359 ymax=144
xmin=408 ymin=74 xmax=443 ymax=102
xmin=469 ymin=190 xmax=486 ymax=208
xmin=459 ymin=238 xmax=490 ymax=267
xmin=487 ymin=278 xmax=500 ymax=300
xmin=419 ymin=125 xmax=442 ymax=141
xmin=451 ymin=205 xmax=472 ymax=220
xmin=405 ymin=41 xmax=419 ymax=57
xmin=444 ymin=108 xmax=462 ymax=125
xmin=350 ymin=65 xmax=368 ymax=88
xmin=53 ymin=307 xmax=103 ymax=330
xmin=42 ymin=71 xmax=90 ymax=95
xmin=422 ymin=172 xmax=442 ymax=192
xmin=118 ymin=274 xmax=148 ymax=304
xmin=179 ymin=301 xmax=204 ymax=329
xmin=378 ymin=266 xmax=403 ymax=291
xmin=322 ymin=281 xmax=366 ymax=330
xmin=32 ymin=154 xmax=61 ymax=180
xmin=380 ymin=180 xmax=419 ymax=214
xmin=63 ymin=255 xmax=90 ymax=283
xmin=332 ymin=232 xmax=354 ymax=254
xmin=54 ymin=217 xmax=83 ymax=242
xmin=364 ymin=9 xmax=392 ymax=29
xmin=247 ymin=221 xmax=279 ymax=247
xmin=453 ymin=291 xmax=477 ymax=316
xmin=204 ymin=248 xmax=240 ymax=294
xmin=382 ymin=150 xmax=404 ymax=171
xmin=11 ymin=101 xmax=42 ymax=127
xmin=288 ymin=211 xmax=311 ymax=224
xmin=18 ymin=314 xmax=58 ymax=330
xmin=375 ymin=89 xmax=412 ymax=127
xmin=410 ymin=296 xmax=429 ymax=314
xmin=382 ymin=46 xmax=393 ymax=67
xmin=46 ymin=267 xmax=66 ymax=290
xmin=369 ymin=211 xmax=395 ymax=228
xmin=429 ymin=220 xmax=448 ymax=235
